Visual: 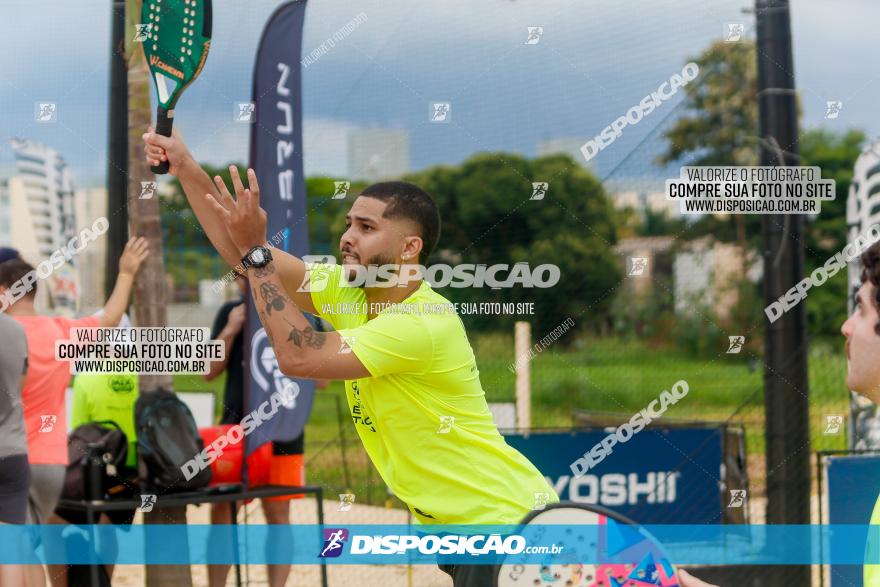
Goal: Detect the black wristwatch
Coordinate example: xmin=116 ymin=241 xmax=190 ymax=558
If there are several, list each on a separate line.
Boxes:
xmin=241 ymin=245 xmax=273 ymax=270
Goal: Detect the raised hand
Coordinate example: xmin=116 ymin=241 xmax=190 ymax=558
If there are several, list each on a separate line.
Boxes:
xmin=207 ymin=165 xmax=269 ymax=255
xmin=118 ymin=237 xmax=150 ymax=276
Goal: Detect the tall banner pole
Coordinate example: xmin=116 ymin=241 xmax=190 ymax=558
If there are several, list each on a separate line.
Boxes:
xmin=244 ymin=0 xmax=314 ymax=456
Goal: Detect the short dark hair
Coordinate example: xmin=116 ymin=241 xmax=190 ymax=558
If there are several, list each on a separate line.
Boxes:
xmin=359 ymin=181 xmax=441 ymax=264
xmin=0 ymin=259 xmax=37 ymax=299
xmin=861 ymin=241 xmax=880 ymax=334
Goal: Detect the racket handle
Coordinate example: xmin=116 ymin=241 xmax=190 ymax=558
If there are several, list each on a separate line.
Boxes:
xmin=150 ymin=107 xmax=174 ymax=175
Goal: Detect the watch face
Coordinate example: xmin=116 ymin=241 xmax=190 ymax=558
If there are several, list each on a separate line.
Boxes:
xmin=251 ymin=249 xmax=266 ymax=264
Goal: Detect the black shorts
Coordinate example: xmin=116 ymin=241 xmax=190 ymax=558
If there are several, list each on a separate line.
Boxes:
xmin=272 ymin=434 xmax=304 ymax=456
xmin=438 ymin=563 xmax=499 ymax=587
xmin=0 ymin=454 xmax=31 ymax=524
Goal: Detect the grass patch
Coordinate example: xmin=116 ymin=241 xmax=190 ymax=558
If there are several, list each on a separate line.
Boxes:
xmin=174 ymin=335 xmax=852 ymax=503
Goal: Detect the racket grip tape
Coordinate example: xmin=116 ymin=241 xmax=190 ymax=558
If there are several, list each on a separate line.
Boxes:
xmin=150 ymin=106 xmax=174 ymax=175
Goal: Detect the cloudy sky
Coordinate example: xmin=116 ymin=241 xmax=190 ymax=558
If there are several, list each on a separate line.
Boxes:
xmin=1 ymin=0 xmax=877 ymax=187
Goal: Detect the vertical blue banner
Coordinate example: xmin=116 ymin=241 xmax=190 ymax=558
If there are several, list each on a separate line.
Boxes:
xmin=245 ymin=1 xmax=315 ymax=455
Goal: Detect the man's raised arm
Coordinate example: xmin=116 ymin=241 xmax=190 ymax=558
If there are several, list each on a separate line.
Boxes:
xmin=142 ymin=129 xmax=317 ymax=314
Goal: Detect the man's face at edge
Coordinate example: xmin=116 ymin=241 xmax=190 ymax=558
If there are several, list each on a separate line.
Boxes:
xmin=842 ymin=282 xmax=880 ymax=403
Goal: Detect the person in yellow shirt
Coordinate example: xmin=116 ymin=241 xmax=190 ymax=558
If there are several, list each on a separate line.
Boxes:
xmin=70 ymin=370 xmax=139 ymax=469
xmin=143 ymin=128 xmax=557 ymax=586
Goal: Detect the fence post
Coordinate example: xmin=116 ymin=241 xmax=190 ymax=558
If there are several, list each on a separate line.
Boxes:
xmin=515 ymin=321 xmax=531 ymax=429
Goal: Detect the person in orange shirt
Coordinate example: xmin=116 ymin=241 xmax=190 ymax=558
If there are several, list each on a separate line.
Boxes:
xmin=0 ymin=237 xmax=148 ymax=587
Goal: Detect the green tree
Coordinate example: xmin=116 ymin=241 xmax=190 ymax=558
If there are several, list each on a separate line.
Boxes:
xmin=658 ymin=40 xmax=759 ymax=168
xmin=658 ymin=40 xmax=761 ymax=248
xmin=639 ymin=208 xmax=687 ymax=237
xmin=405 ymin=153 xmax=621 ymax=336
xmin=654 ymin=39 xmax=868 ymax=340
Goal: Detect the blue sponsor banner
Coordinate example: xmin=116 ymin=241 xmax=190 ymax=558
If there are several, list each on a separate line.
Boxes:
xmin=244 ymin=0 xmax=314 ymax=455
xmin=825 ymin=453 xmax=880 ymax=586
xmin=504 ymin=429 xmax=724 ymax=524
xmin=2 ymin=524 xmax=880 ymax=565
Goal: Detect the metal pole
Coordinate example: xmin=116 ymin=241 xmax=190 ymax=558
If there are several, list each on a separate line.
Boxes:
xmin=755 ymin=0 xmax=811 ymax=584
xmin=106 ymin=0 xmax=127 ymax=298
xmin=514 ymin=321 xmax=531 ymax=429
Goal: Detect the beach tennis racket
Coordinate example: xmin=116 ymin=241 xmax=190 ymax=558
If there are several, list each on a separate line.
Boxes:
xmin=496 ymin=503 xmax=680 ymax=587
xmin=141 ymin=0 xmax=212 ymax=174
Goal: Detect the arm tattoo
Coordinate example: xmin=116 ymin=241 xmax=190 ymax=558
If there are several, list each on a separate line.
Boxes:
xmin=259 ymin=282 xmax=287 ymax=314
xmin=258 ymin=309 xmax=276 ymax=348
xmin=253 ymin=263 xmax=275 ymax=278
xmin=286 ymin=324 xmax=327 ymax=349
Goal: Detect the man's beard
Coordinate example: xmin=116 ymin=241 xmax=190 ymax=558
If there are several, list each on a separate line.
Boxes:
xmin=344 ymin=252 xmax=397 ymax=287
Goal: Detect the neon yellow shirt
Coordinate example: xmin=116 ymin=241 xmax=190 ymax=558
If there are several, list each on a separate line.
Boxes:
xmin=71 ymin=372 xmax=140 ymax=468
xmin=306 ymin=262 xmax=558 ymax=524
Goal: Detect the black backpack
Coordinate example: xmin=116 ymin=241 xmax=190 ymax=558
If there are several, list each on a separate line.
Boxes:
xmin=55 ymin=421 xmax=136 ymax=525
xmin=135 ymin=389 xmax=212 ymax=492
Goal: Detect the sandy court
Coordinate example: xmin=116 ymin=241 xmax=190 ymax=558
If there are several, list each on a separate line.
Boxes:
xmin=110 ymin=498 xmax=452 ymax=586
xmin=72 ymin=493 xmax=825 ymax=586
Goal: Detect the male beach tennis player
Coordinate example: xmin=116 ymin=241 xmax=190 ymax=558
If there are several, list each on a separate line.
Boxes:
xmin=678 ymin=243 xmax=880 ymax=585
xmin=143 ymin=131 xmax=558 ymax=586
